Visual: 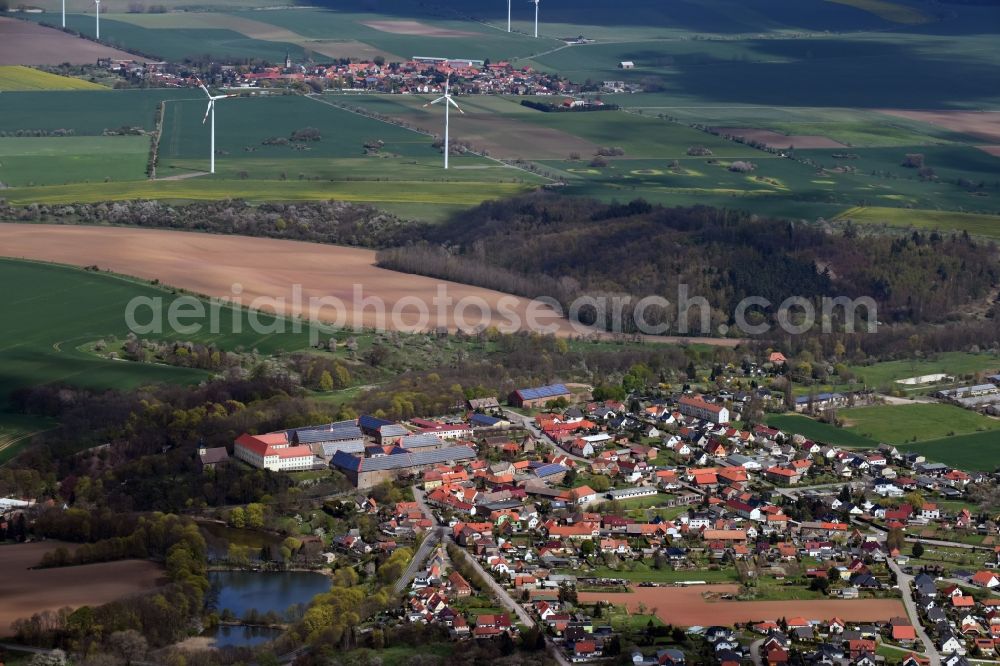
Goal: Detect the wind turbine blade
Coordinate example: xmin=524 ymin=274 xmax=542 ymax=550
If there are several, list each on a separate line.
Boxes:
xmin=448 ymin=98 xmax=464 ymax=113
xmin=202 ymin=101 xmax=213 ymax=124
xmin=426 ymin=96 xmax=447 ymax=106
xmin=194 ymin=77 xmax=211 ymax=97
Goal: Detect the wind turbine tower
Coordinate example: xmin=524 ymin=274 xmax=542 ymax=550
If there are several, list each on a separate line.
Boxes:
xmin=507 ymin=0 xmax=511 ymax=32
xmin=531 ymin=0 xmax=539 ymax=38
xmin=197 ymin=79 xmax=236 ymax=174
xmin=94 ymin=0 xmax=100 ymax=39
xmin=424 ymin=77 xmax=464 ymax=169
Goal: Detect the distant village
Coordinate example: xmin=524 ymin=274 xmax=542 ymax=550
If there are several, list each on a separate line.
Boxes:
xmin=96 ymin=54 xmax=642 ymax=96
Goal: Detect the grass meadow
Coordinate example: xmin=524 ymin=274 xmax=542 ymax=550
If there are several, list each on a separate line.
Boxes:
xmin=765 ymin=414 xmax=877 ymax=448
xmin=848 ymin=352 xmax=1000 ymax=389
xmin=839 ymin=403 xmax=1000 ymax=445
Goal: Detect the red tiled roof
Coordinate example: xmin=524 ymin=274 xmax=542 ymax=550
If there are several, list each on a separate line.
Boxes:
xmin=235 ymin=433 xmax=312 ymax=459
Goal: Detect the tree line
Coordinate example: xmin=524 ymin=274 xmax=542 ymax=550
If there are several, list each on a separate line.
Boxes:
xmin=0 ymin=199 xmax=427 ymax=249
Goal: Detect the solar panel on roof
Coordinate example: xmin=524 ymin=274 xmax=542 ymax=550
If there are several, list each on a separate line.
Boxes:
xmin=401 ymin=434 xmax=441 ymax=449
xmin=332 ymin=445 xmax=477 ymax=473
xmin=518 ymin=384 xmax=569 ymax=400
xmin=294 ymin=427 xmax=363 ymax=444
xmin=359 ymin=414 xmax=395 ymax=429
xmin=321 ymin=441 xmax=365 ymax=456
xmin=409 ymin=446 xmax=477 ymax=466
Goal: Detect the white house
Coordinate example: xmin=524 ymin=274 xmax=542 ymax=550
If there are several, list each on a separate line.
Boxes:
xmin=874 ymin=482 xmax=904 ymax=498
xmin=939 ymin=634 xmax=966 ymax=655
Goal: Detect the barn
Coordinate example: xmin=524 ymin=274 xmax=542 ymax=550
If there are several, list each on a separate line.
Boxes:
xmin=508 ymin=383 xmax=571 ymax=408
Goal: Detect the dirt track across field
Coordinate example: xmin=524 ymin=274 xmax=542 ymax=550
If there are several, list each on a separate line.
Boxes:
xmin=578 ymin=585 xmax=906 ymax=626
xmin=712 ymin=127 xmax=846 ymax=149
xmin=0 ymin=224 xmax=740 ymax=345
xmin=0 ymin=16 xmax=139 ymax=65
xmin=0 ymin=541 xmax=165 ymax=636
xmin=361 ymin=19 xmax=478 ymax=37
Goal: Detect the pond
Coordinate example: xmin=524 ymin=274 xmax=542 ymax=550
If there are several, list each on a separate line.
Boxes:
xmin=199 ymin=523 xmax=283 ymax=561
xmin=202 ymin=571 xmax=331 ymax=648
xmin=208 ymin=570 xmax=331 ymax=618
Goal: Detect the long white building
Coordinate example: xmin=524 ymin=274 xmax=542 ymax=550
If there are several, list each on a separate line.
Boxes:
xmin=234 ymin=432 xmax=316 ymax=472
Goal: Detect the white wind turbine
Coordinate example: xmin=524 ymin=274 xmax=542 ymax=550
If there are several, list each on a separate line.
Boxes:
xmin=197 ymin=79 xmax=237 ymax=174
xmin=62 ymin=0 xmax=65 ymax=28
xmin=424 ymin=76 xmax=463 ymax=169
xmin=531 ymin=0 xmax=539 ymax=37
xmin=507 ymin=0 xmax=511 ymax=32
xmin=94 ymin=0 xmax=100 ymax=39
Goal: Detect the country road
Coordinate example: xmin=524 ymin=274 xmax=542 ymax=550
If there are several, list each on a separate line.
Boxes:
xmin=393 ymin=487 xmax=445 ymax=595
xmin=394 ymin=526 xmax=444 ymax=595
xmin=445 ymin=535 xmax=535 ymax=627
xmin=887 ymin=557 xmax=941 ymax=666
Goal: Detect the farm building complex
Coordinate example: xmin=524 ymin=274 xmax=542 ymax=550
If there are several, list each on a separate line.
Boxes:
xmin=331 ymin=445 xmax=478 ymax=489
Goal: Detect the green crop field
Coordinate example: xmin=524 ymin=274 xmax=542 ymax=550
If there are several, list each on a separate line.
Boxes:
xmin=0 ymin=89 xmax=191 ymax=135
xmin=0 ymin=136 xmax=149 ymax=186
xmin=0 ymin=413 xmax=56 ymax=465
xmin=765 ymin=414 xmax=877 ymax=448
xmin=0 ymin=66 xmax=107 ymax=91
xmin=0 ymin=258 xmax=318 ymax=413
xmin=160 ymin=94 xmax=474 ymax=166
xmin=901 ymin=431 xmax=1000 ymax=472
xmin=839 ymin=403 xmax=1000 ymax=445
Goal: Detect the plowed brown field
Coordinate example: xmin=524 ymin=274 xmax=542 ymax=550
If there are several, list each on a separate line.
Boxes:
xmin=0 ymin=17 xmax=138 ymax=65
xmin=578 ymin=585 xmax=906 ymax=627
xmin=0 ymin=541 xmax=165 ymax=635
